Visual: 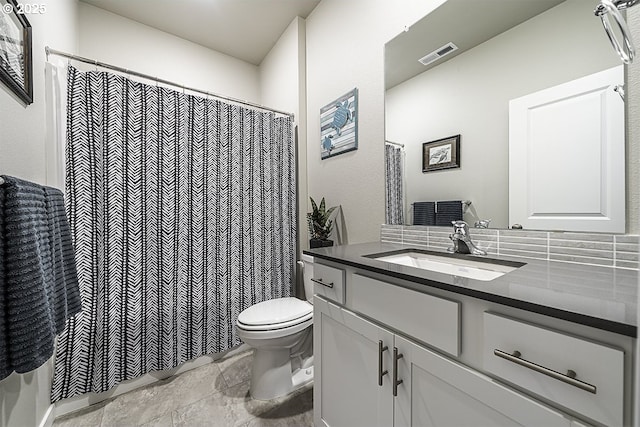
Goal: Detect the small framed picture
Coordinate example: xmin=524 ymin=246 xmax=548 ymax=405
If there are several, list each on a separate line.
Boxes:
xmin=422 ymin=134 xmax=460 ymax=172
xmin=0 ymin=0 xmax=32 ymax=105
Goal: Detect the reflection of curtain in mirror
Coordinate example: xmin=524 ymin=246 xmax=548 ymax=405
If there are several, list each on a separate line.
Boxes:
xmin=385 ymin=144 xmax=404 ymax=225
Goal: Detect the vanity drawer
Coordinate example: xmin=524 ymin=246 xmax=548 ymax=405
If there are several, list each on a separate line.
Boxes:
xmin=312 ymin=263 xmax=345 ymax=305
xmin=483 ymin=312 xmax=624 ymax=427
xmin=351 ymin=274 xmax=460 ymax=356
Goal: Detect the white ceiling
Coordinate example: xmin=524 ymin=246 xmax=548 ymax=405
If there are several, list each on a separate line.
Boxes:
xmin=79 ymin=0 xmax=321 ymax=65
xmin=385 ymin=0 xmax=565 ymax=89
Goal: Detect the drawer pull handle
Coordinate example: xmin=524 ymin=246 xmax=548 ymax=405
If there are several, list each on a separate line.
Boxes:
xmin=393 ymin=347 xmax=404 ymax=397
xmin=494 ymin=349 xmax=597 ymax=394
xmin=311 ymin=278 xmax=334 ymax=288
xmin=378 ymin=340 xmax=388 ymax=386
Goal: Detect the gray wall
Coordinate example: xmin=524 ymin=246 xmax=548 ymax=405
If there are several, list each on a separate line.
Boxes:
xmin=0 ymin=2 xmax=79 ymax=426
xmin=305 ymin=0 xmax=445 ymax=246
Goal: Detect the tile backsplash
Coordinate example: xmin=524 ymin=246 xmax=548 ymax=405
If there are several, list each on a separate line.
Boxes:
xmin=380 ymin=225 xmax=639 ymax=270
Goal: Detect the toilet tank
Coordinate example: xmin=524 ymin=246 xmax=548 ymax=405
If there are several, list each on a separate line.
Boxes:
xmin=300 ymin=254 xmax=314 ymax=303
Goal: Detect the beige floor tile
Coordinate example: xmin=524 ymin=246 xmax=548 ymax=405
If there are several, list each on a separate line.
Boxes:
xmin=100 ymin=381 xmax=168 ymax=427
xmin=247 ymin=384 xmax=313 ymax=427
xmin=54 ymin=351 xmax=313 ymax=427
xmin=53 ymin=403 xmax=105 ymax=427
xmin=216 ymin=350 xmax=253 ymax=389
xmin=172 ymin=380 xmax=300 ymax=427
xmin=101 ymin=362 xmax=223 ymax=426
xmin=138 ymin=413 xmax=173 ymax=427
xmin=245 ymin=412 xmax=313 ymax=427
xmin=163 ymin=361 xmax=225 ymax=404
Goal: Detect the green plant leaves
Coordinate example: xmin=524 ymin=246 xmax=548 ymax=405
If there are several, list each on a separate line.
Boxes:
xmin=308 ymin=197 xmax=337 ymax=240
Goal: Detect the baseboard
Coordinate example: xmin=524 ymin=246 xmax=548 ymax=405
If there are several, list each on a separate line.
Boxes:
xmin=38 ymin=404 xmax=55 ymax=427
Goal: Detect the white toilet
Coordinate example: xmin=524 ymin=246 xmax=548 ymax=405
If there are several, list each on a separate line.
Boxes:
xmin=236 ymin=254 xmax=315 ymax=400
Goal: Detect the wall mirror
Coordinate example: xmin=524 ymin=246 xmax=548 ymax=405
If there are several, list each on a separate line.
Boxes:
xmin=384 ymin=0 xmax=629 ymax=232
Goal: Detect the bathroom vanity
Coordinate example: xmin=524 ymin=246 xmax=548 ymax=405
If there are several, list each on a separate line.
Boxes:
xmin=304 ymin=242 xmax=637 ymax=427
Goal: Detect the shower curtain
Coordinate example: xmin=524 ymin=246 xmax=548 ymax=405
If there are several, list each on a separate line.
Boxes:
xmin=385 ymin=144 xmax=404 ymax=225
xmin=51 ymin=66 xmax=296 ymax=401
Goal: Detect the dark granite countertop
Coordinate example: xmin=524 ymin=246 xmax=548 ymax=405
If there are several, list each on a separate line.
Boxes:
xmin=304 ymin=242 xmax=638 ymax=338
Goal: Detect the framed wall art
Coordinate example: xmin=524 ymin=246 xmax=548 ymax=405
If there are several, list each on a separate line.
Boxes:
xmin=422 ymin=134 xmax=460 ymax=172
xmin=320 ymin=88 xmax=358 ymax=159
xmin=0 ymin=0 xmax=32 ymax=105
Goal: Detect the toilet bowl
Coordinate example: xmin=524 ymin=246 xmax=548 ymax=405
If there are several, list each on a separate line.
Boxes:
xmin=236 ymin=254 xmax=315 ymax=400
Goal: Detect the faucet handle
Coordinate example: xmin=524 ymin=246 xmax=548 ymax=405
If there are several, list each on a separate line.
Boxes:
xmin=451 ymin=220 xmax=469 ymax=235
xmin=474 ymin=219 xmax=492 ymax=229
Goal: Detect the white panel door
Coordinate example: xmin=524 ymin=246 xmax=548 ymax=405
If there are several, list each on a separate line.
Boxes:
xmin=394 ymin=335 xmax=573 ymax=427
xmin=509 ymin=66 xmax=624 ymax=232
xmin=313 ymin=297 xmax=394 ymax=427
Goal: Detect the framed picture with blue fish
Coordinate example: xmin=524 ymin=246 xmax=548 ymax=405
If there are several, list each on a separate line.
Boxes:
xmin=422 ymin=134 xmax=460 ymax=172
xmin=320 ymin=88 xmax=358 ymax=159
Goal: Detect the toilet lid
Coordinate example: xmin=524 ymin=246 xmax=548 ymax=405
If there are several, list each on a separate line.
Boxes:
xmin=237 ymin=297 xmax=312 ymax=327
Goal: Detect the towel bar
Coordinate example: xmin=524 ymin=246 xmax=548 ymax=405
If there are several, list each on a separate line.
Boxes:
xmin=411 ymin=200 xmax=471 ymax=207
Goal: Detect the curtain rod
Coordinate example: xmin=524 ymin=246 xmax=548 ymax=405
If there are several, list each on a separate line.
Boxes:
xmin=45 ymin=46 xmax=295 ymax=119
xmin=385 ymin=140 xmax=405 ymax=148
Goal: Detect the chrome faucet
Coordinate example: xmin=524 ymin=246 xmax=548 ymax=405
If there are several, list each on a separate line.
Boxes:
xmin=448 ymin=220 xmax=487 ymax=256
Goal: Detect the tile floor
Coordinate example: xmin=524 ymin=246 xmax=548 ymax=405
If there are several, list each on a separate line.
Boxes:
xmin=53 ymin=350 xmax=313 ymax=427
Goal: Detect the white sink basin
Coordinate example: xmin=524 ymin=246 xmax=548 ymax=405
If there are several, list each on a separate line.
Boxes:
xmin=372 ymin=251 xmax=521 ymax=281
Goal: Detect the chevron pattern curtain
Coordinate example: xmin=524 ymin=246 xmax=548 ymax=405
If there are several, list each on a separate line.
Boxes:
xmin=385 ymin=144 xmax=404 ymax=225
xmin=51 ymin=66 xmax=296 ymax=401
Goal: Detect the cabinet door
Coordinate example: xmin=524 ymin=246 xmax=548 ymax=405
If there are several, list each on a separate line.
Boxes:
xmin=394 ymin=335 xmax=573 ymax=427
xmin=314 ymin=296 xmax=394 ymax=427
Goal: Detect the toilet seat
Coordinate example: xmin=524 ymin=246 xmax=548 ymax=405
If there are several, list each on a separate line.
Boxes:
xmin=237 ymin=297 xmax=312 ymax=331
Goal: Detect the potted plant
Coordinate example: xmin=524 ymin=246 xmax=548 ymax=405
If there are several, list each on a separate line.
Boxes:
xmin=307 ymin=197 xmax=337 ymax=248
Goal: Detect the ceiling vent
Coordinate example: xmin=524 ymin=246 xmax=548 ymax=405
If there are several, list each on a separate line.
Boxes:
xmin=418 ymin=42 xmax=459 ymax=66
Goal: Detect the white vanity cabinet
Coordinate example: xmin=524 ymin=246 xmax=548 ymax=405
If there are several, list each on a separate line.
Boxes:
xmin=312 ymin=258 xmax=633 ymax=427
xmin=314 ymin=296 xmax=576 ymax=427
xmin=394 ymin=335 xmax=575 ymax=427
xmin=314 ymin=297 xmax=394 ymax=427
xmin=483 ymin=312 xmax=625 ymax=426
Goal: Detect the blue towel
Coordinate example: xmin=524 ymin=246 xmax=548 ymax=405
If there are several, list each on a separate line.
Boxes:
xmin=413 ymin=202 xmax=436 ymax=226
xmin=43 ymin=186 xmax=82 ymax=332
xmin=0 ymin=184 xmax=7 ymax=379
xmin=0 ymin=176 xmax=82 ymax=380
xmin=435 ymin=200 xmax=463 ymax=226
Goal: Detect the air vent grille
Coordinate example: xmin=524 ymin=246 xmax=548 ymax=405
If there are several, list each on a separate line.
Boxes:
xmin=418 ymin=42 xmax=459 ymax=66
